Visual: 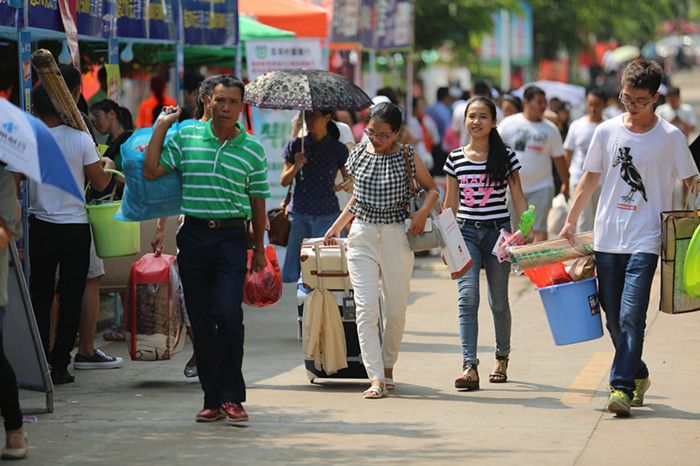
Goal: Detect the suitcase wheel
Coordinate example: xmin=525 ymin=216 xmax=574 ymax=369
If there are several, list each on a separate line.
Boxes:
xmin=306 ymin=371 xmax=316 ymax=383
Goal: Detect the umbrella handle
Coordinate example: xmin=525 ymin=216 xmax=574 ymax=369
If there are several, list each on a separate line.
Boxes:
xmin=299 ymin=110 xmax=305 ymax=181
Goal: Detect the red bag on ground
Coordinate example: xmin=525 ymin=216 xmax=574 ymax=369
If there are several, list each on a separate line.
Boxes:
xmin=125 ymin=252 xmax=185 ymax=360
xmin=243 ymin=246 xmax=282 ymax=307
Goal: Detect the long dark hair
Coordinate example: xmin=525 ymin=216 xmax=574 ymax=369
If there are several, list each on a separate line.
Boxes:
xmin=464 ymin=96 xmax=511 ymax=187
xmin=90 ymin=99 xmax=133 ymax=130
xmin=319 ymin=109 xmax=340 ymax=141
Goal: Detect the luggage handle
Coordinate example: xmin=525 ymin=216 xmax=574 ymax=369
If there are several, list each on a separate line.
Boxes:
xmin=311 ymin=271 xmax=349 ymax=278
xmin=339 ymin=241 xmax=350 ymax=297
xmin=313 ymin=243 xmax=325 ymax=291
xmin=304 ymin=238 xmax=348 ymax=246
xmin=308 ymin=238 xmax=351 ymax=293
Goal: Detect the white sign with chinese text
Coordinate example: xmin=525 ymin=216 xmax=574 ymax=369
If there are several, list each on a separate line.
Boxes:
xmin=250 ymin=107 xmax=298 ymax=210
xmin=245 ymin=38 xmax=325 ymax=80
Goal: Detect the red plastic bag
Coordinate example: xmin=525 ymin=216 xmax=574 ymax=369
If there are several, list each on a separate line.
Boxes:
xmin=243 ymin=245 xmax=282 ymax=307
xmin=523 ymin=262 xmax=572 ymax=289
xmin=125 ymin=252 xmax=185 ymax=361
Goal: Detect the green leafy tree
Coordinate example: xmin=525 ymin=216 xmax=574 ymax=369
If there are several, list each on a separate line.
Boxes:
xmin=415 ymin=0 xmax=698 ymax=63
xmin=414 ymin=0 xmax=519 ymax=59
xmin=530 ymin=0 xmax=689 ymax=60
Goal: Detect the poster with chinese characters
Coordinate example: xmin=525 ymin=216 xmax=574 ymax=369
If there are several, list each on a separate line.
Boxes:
xmin=245 ymin=38 xmax=324 ymax=81
xmin=250 ymin=107 xmax=297 ymax=210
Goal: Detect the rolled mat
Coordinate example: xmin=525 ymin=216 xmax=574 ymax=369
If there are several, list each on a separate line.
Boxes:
xmin=507 ymin=232 xmax=594 ymax=271
xmin=31 ymin=49 xmax=89 ymax=134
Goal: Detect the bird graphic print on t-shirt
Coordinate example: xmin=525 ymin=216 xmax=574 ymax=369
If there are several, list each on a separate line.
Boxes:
xmin=613 ymin=146 xmax=648 ymax=208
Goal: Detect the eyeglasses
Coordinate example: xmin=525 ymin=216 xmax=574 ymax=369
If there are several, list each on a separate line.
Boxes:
xmin=618 ymin=92 xmax=655 ymax=108
xmin=364 ymin=129 xmax=396 ymax=142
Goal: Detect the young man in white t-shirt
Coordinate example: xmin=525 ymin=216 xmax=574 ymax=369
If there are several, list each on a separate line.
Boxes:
xmin=10 ymin=85 xmax=114 ymax=385
xmin=563 ymin=88 xmax=606 ymax=232
xmin=498 ymin=86 xmax=569 ymax=242
xmin=655 ymin=86 xmax=697 ymax=139
xmin=561 ymin=60 xmax=699 ymax=417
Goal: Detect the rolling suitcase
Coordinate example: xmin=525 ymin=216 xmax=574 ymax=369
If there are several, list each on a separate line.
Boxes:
xmin=299 ymin=239 xmax=381 ymax=383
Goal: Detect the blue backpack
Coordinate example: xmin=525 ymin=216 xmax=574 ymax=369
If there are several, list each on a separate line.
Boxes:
xmin=114 ymin=121 xmax=199 ymax=221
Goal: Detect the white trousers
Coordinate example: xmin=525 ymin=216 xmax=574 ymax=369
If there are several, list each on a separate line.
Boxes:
xmin=347 ymin=221 xmax=414 ymax=382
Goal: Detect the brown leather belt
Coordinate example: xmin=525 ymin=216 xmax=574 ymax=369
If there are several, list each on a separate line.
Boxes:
xmin=185 ymin=216 xmax=245 ymax=229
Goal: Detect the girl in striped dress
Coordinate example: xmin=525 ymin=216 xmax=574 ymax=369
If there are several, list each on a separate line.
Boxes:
xmin=443 ymin=97 xmax=528 ymax=391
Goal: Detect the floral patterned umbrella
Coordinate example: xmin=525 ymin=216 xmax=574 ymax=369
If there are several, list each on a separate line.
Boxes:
xmin=244 ymin=69 xmax=372 ymax=111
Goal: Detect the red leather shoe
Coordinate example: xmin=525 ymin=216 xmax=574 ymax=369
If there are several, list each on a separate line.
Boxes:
xmin=221 ymin=402 xmax=249 ymax=423
xmin=195 ymin=407 xmax=223 ymax=422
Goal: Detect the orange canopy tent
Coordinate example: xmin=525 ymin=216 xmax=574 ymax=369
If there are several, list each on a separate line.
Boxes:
xmin=238 ymin=0 xmax=329 ymax=39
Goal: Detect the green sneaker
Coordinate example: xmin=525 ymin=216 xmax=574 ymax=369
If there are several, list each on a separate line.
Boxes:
xmin=607 ymin=388 xmax=631 ymax=417
xmin=631 ymin=378 xmax=651 ymax=407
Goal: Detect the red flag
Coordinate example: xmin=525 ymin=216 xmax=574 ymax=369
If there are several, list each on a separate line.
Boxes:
xmin=57 ymin=0 xmax=80 ymax=68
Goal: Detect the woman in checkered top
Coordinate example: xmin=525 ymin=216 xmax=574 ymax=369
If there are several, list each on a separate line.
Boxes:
xmin=324 ymin=102 xmax=440 ymax=399
xmin=443 ymin=97 xmax=528 ymax=391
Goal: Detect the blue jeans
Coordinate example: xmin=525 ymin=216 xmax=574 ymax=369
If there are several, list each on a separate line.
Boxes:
xmin=595 ymin=252 xmax=657 ymax=397
xmin=177 ymin=222 xmax=248 ymax=408
xmin=457 ymin=221 xmax=512 ymax=367
xmin=282 ymin=212 xmax=339 ymax=283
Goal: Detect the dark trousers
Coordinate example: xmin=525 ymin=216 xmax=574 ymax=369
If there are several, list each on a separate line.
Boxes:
xmin=177 ymin=222 xmax=248 ymax=408
xmin=0 ymin=311 xmax=22 ymax=431
xmin=29 ymin=217 xmax=90 ymax=371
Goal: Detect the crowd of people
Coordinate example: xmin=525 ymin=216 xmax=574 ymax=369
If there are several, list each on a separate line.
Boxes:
xmin=1 ymin=57 xmax=699 ymax=459
xmin=285 ymin=59 xmax=698 ymax=414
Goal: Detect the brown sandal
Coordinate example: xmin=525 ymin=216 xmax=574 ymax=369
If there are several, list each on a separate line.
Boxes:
xmin=489 ymin=355 xmax=508 ymax=383
xmin=102 ymin=329 xmax=125 ymax=342
xmin=455 ymin=365 xmax=479 ymax=390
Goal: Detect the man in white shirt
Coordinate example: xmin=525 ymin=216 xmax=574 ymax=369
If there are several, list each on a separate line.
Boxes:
xmin=498 ymin=86 xmax=569 ymax=242
xmin=603 ymin=89 xmax=625 ymax=120
xmin=561 ymin=60 xmax=699 ymax=417
xmin=10 ymin=85 xmax=114 ymax=385
xmin=563 ymin=88 xmax=606 ymax=231
xmin=655 ymin=86 xmax=696 ymax=138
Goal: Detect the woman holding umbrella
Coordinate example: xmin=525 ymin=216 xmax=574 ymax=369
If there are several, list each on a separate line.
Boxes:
xmin=280 ymin=109 xmax=350 ymax=282
xmin=324 ymin=102 xmax=440 ymax=399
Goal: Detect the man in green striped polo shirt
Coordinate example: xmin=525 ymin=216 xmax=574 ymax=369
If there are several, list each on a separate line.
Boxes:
xmin=144 ymin=75 xmax=269 ymax=424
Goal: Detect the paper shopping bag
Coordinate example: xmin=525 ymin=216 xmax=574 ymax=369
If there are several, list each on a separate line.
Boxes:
xmin=660 ymin=207 xmax=700 ymax=314
xmin=436 ymin=208 xmax=472 ymax=279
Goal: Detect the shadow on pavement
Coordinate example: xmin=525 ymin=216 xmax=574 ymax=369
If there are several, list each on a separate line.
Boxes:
xmin=635 ymin=404 xmax=700 ymax=420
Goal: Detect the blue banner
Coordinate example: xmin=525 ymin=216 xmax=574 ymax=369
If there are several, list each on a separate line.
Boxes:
xmin=23 ymin=0 xmax=108 ymax=38
xmin=77 ymin=0 xmax=109 ymax=38
xmin=182 ymin=0 xmax=236 ymax=46
xmin=330 ymin=0 xmax=361 ymax=45
xmin=14 ymin=0 xmax=235 ymax=42
xmin=0 ymin=1 xmax=19 ymax=28
xmin=148 ymin=0 xmax=177 ymax=41
xmin=117 ymin=0 xmax=146 ymax=38
xmin=374 ymin=0 xmax=412 ymax=50
xmin=28 ymin=0 xmax=63 ymax=31
xmin=359 ymin=0 xmax=375 ymax=48
xmin=360 ymin=0 xmax=413 ymax=50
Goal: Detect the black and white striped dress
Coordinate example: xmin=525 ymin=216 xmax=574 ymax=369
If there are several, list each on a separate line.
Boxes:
xmin=443 ymin=146 xmax=520 ymax=221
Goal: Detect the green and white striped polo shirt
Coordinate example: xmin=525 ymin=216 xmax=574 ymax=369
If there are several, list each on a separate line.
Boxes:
xmin=159 ymin=121 xmax=270 ymax=219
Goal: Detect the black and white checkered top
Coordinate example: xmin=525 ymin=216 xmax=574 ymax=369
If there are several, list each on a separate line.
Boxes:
xmin=346 ymin=143 xmax=415 ymax=224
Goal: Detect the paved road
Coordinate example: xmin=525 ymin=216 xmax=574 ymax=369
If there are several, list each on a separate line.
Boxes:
xmin=17 ymin=254 xmax=700 ymax=465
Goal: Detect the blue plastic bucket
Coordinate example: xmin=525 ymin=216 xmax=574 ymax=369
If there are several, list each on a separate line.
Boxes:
xmin=537 ymin=277 xmax=603 ymax=345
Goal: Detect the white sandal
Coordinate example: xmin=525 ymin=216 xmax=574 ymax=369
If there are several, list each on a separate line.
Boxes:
xmin=385 ymin=378 xmax=396 ymax=390
xmin=362 ymin=385 xmax=387 ymax=399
